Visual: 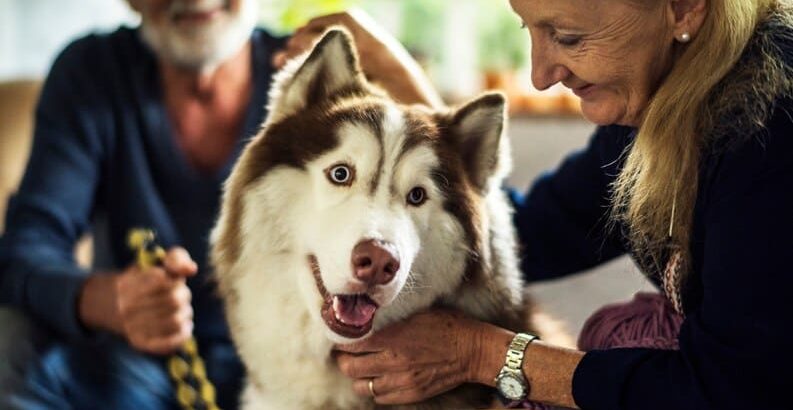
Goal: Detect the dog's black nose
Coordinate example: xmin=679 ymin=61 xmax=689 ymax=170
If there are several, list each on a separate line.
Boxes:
xmin=351 ymin=239 xmax=400 ymax=286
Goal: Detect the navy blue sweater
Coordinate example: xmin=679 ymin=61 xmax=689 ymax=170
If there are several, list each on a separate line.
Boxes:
xmin=0 ymin=27 xmax=284 ymax=343
xmin=513 ymin=106 xmax=793 ymax=408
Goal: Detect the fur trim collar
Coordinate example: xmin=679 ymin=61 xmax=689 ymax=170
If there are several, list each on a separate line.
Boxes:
xmin=703 ymin=3 xmax=793 ymax=149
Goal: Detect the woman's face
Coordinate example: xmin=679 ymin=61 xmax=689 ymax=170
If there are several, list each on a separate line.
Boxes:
xmin=509 ymin=0 xmax=676 ymax=126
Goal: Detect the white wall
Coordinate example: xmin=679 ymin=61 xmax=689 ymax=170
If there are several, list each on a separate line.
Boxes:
xmin=437 ymin=2 xmax=479 ymax=100
xmin=0 ymin=0 xmax=138 ymax=81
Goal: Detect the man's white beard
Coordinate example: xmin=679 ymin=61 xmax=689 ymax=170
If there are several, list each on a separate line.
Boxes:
xmin=140 ymin=0 xmax=259 ymax=71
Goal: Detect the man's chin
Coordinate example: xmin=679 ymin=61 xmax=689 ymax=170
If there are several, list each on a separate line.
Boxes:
xmin=166 ymin=46 xmax=230 ymax=71
xmin=141 ymin=15 xmax=254 ymax=70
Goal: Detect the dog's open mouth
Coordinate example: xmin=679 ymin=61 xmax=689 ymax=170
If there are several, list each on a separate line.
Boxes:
xmin=308 ymin=255 xmax=379 ymax=339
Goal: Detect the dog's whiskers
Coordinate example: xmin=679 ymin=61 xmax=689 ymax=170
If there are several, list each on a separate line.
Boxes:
xmin=401 ymin=272 xmax=433 ymax=293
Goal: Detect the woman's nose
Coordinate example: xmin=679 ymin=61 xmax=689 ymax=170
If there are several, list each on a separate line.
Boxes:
xmin=531 ymin=43 xmax=572 ymax=90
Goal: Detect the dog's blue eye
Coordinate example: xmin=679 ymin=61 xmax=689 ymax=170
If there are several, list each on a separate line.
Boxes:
xmin=407 ymin=187 xmax=427 ymax=206
xmin=327 ymin=165 xmax=353 ymax=185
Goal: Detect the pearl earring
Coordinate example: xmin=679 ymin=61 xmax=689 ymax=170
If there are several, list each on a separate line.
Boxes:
xmin=679 ymin=32 xmax=691 ymax=43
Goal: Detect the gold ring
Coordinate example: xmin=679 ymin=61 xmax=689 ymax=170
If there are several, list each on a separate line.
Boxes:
xmin=368 ymin=378 xmax=376 ymax=397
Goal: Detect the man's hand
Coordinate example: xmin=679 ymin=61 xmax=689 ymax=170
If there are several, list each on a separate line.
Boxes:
xmin=79 ymin=247 xmax=197 ymax=355
xmin=334 ymin=309 xmax=496 ymax=405
xmin=273 ymin=10 xmax=443 ymax=108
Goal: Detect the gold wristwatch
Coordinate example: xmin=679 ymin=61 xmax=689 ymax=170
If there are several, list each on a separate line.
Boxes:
xmin=494 ymin=332 xmax=538 ymax=401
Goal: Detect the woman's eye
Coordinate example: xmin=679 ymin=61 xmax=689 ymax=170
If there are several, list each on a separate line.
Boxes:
xmin=554 ymin=35 xmax=581 ymax=47
xmin=327 ymin=164 xmax=354 ymax=186
xmin=406 ymin=187 xmax=427 ymax=206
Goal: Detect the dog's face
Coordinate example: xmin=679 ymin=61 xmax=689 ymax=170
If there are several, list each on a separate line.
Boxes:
xmin=213 ymin=30 xmax=509 ymax=344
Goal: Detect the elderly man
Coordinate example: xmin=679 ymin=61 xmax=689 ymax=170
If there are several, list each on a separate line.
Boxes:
xmin=0 ymin=0 xmax=281 ymax=408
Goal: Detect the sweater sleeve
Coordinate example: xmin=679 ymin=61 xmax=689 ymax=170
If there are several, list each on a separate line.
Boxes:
xmin=571 ymin=101 xmax=793 ymax=409
xmin=0 ymin=38 xmax=107 ymax=340
xmin=511 ymin=125 xmax=632 ymax=282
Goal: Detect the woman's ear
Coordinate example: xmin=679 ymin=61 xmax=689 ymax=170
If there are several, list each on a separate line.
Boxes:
xmin=667 ymin=0 xmax=708 ymax=41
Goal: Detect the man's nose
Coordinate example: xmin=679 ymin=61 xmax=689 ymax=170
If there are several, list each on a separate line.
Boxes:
xmin=351 ymin=239 xmax=400 ymax=286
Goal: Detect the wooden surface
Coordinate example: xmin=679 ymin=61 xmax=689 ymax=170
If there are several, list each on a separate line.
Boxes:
xmin=0 ymin=80 xmax=40 ymax=229
xmin=0 ymin=79 xmax=92 ymax=268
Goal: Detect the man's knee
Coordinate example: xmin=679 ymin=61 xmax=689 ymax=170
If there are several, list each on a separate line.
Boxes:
xmin=0 ymin=309 xmax=175 ymax=409
xmin=0 ymin=307 xmax=49 ymax=395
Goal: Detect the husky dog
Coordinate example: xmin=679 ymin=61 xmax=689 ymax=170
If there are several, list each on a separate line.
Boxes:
xmin=210 ymin=29 xmax=531 ymax=409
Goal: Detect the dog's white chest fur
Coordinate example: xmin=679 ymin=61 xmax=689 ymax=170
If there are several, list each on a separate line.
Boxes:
xmin=231 ymin=255 xmax=361 ymax=409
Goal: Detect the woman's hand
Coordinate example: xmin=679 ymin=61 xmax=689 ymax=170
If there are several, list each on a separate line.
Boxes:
xmin=334 ymin=308 xmax=512 ymax=405
xmin=272 ymin=10 xmax=444 ymax=108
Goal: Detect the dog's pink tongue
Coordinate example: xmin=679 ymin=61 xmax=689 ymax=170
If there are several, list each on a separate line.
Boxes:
xmin=333 ymin=295 xmax=377 ymax=327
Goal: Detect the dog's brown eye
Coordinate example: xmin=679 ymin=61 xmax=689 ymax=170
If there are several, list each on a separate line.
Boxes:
xmin=327 ymin=164 xmax=354 ymax=186
xmin=407 ymin=187 xmax=427 ymax=206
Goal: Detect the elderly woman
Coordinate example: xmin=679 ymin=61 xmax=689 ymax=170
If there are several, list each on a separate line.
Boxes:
xmin=278 ymin=0 xmax=793 ymax=408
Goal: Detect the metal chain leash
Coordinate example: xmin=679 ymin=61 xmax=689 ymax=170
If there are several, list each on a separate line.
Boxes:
xmin=127 ymin=229 xmax=221 ymax=410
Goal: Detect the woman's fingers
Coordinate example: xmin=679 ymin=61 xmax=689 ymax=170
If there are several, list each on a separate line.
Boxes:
xmin=334 ymin=309 xmax=486 ymax=404
xmin=304 ymin=12 xmax=353 ymax=30
xmin=336 ymin=352 xmax=385 ymax=378
xmin=350 ymin=369 xmax=460 ymax=405
xmin=272 ymin=30 xmax=324 ymax=68
xmin=272 ymin=11 xmax=371 ymax=70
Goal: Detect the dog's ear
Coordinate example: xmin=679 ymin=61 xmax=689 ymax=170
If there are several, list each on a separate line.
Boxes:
xmin=446 ymin=92 xmax=509 ymax=192
xmin=280 ymin=28 xmax=364 ymax=114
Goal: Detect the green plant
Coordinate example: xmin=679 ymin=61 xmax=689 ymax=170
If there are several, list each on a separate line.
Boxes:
xmin=476 ymin=0 xmax=529 ymax=71
xmin=259 ymin=0 xmax=361 ymax=34
xmin=396 ymin=0 xmax=445 ymax=65
xmin=256 ymin=0 xmax=528 ymax=73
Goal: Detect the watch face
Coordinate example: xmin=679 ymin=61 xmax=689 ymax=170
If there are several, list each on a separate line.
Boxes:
xmin=497 ymin=374 xmax=526 ymax=400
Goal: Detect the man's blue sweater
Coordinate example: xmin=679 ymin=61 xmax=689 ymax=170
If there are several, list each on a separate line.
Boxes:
xmin=0 ymin=27 xmax=284 ymax=343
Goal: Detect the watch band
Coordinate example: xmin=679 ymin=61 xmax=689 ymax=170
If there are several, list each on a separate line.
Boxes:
xmin=504 ymin=333 xmax=538 ymax=370
xmin=494 ymin=332 xmax=540 ymax=401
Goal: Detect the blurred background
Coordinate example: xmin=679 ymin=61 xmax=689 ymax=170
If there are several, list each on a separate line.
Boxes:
xmin=0 ymin=0 xmax=581 ymax=114
xmin=0 ymin=0 xmax=652 ymax=341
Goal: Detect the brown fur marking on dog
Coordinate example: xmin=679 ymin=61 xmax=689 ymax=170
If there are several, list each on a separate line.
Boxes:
xmin=449 ymin=93 xmax=506 ymax=193
xmin=394 ymin=108 xmax=486 ymax=284
xmin=366 ymin=110 xmax=387 ymax=195
xmin=431 ymin=162 xmax=487 ymax=284
xmin=432 ymin=116 xmax=488 ymax=285
xmin=212 ymin=93 xmax=388 ymax=285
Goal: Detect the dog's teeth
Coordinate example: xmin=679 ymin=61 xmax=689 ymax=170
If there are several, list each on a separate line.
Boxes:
xmin=332 ymin=296 xmax=342 ymax=321
xmin=332 ymin=295 xmax=354 ymax=324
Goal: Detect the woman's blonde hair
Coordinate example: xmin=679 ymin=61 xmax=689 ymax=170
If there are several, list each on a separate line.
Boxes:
xmin=612 ymin=0 xmax=775 ymax=274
